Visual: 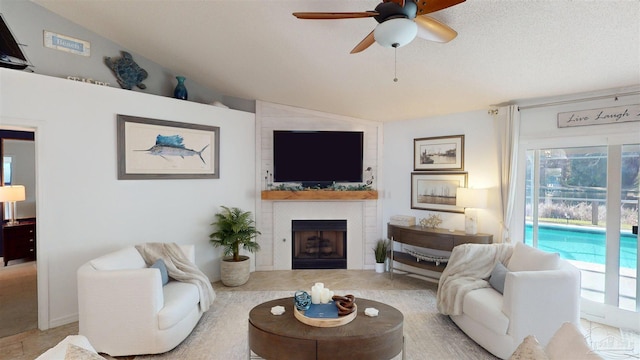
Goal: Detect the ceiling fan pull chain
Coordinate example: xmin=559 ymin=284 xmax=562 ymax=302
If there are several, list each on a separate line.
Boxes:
xmin=393 ymin=43 xmax=398 ymax=82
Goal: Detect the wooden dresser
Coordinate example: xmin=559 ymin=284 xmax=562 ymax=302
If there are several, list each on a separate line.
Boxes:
xmin=2 ymin=220 xmax=36 ymax=266
xmin=387 ymin=223 xmax=492 ymax=276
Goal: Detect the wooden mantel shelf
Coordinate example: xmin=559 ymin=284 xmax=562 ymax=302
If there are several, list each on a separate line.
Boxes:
xmin=261 ymin=190 xmax=378 ymax=201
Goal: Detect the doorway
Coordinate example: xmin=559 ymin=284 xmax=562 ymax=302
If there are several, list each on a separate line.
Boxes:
xmin=0 ymin=130 xmax=37 ymax=338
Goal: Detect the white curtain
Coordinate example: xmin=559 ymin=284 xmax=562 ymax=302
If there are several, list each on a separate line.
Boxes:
xmin=493 ymin=105 xmax=520 ymax=243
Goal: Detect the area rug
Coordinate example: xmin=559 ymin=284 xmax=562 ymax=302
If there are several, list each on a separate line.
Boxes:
xmin=135 ymin=289 xmax=498 ymax=360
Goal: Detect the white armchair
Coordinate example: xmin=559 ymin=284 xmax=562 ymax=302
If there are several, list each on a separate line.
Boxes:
xmin=77 ymin=244 xmax=205 ymax=356
xmin=438 ymin=242 xmax=581 ymax=359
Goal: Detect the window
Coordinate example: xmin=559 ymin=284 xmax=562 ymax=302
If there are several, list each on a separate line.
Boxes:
xmin=3 ymin=156 xmax=11 ymax=185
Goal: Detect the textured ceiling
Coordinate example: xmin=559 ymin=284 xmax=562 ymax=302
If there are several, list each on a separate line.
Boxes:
xmin=32 ymin=0 xmax=640 ymax=121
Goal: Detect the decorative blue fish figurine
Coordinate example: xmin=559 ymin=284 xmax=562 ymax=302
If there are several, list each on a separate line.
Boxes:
xmin=104 ymin=51 xmax=148 ymax=90
xmin=137 ymin=134 xmax=209 ymax=164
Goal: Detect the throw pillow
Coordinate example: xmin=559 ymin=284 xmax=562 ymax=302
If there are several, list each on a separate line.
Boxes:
xmin=508 ymin=242 xmax=560 ymax=272
xmin=545 ymin=322 xmax=605 ymax=360
xmin=488 ymin=261 xmax=509 ymax=294
xmin=64 ymin=343 xmax=106 ymax=360
xmin=509 ymin=335 xmax=549 ymax=360
xmin=151 ymin=258 xmax=169 ymax=285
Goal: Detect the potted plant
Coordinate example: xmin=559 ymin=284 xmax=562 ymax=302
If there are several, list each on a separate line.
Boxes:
xmin=209 ymin=206 xmax=261 ymax=286
xmin=373 ymin=239 xmax=388 ymax=273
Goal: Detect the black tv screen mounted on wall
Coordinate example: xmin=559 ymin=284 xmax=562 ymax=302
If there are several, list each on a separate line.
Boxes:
xmin=273 ymin=130 xmax=364 ymax=188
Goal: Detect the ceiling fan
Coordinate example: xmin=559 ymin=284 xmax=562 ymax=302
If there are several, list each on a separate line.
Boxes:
xmin=293 ymin=0 xmax=465 ymax=54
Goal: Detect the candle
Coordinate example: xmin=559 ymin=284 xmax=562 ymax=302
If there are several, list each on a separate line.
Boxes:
xmin=311 ymin=285 xmax=321 ymax=304
xmin=321 ymin=288 xmax=330 ymax=303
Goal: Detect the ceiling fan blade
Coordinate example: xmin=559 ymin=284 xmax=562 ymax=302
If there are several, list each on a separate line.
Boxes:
xmin=415 ymin=15 xmax=457 ymax=43
xmin=415 ymin=0 xmax=466 ymax=15
xmin=293 ymin=12 xmax=378 ymax=20
xmin=350 ymin=30 xmax=376 ymax=54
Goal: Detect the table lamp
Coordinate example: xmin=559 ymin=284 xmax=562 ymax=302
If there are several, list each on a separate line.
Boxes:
xmin=456 ymin=188 xmax=488 ymax=235
xmin=0 ymin=185 xmax=26 ymax=225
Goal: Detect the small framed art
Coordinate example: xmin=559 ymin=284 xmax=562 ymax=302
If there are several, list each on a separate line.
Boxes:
xmin=411 ymin=172 xmax=468 ymax=212
xmin=414 ymin=135 xmax=464 ymax=171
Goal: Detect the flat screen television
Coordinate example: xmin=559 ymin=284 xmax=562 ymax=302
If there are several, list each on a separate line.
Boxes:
xmin=273 ymin=130 xmax=364 ymax=188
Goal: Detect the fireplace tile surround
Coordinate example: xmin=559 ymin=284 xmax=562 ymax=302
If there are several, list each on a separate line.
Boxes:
xmin=257 ymin=198 xmax=380 ymax=271
xmin=260 ymin=201 xmax=370 ymax=270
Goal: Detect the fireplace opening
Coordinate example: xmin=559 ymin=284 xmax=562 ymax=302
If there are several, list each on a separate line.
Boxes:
xmin=292 ymin=220 xmax=347 ymax=269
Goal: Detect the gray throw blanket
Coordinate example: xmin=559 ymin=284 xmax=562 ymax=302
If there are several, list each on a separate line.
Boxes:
xmin=436 ymin=243 xmax=512 ymax=315
xmin=136 ymin=242 xmax=216 ymax=312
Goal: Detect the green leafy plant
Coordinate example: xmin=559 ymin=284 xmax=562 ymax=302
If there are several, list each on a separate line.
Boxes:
xmin=209 ymin=206 xmax=261 ymax=262
xmin=373 ymin=239 xmax=389 ymax=263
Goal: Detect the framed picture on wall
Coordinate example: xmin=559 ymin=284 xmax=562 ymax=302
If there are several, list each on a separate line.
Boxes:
xmin=117 ymin=115 xmax=220 ymax=180
xmin=411 ymin=172 xmax=468 ymax=212
xmin=413 ymin=135 xmax=464 ymax=171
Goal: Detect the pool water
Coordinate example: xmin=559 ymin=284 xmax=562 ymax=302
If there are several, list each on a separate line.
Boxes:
xmin=525 ymin=224 xmax=637 ymax=270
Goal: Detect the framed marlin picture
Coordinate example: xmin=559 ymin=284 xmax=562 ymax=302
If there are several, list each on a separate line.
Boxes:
xmin=117 ymin=115 xmax=220 ymax=179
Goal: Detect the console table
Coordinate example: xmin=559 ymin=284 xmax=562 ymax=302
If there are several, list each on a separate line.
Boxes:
xmin=2 ymin=220 xmax=36 ymax=266
xmin=387 ymin=223 xmax=492 ymax=276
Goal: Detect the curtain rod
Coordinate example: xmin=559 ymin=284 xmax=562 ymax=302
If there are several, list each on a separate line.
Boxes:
xmin=517 ymin=90 xmax=640 ymax=110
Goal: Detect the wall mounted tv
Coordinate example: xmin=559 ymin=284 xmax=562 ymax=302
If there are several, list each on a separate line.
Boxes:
xmin=273 ymin=130 xmax=364 ymax=188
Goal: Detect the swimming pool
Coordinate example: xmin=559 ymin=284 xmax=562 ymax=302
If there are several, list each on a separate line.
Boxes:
xmin=525 ymin=224 xmax=637 ymax=270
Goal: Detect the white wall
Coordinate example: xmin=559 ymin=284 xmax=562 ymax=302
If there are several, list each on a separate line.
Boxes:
xmin=0 ymin=0 xmax=225 ymax=106
xmin=0 ymin=69 xmax=256 ymax=328
xmin=382 ymin=110 xmax=502 ymax=259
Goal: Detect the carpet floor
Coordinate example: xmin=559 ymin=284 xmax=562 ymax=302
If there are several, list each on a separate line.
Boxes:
xmin=0 ymin=261 xmax=38 ymax=339
xmin=135 ymin=288 xmax=498 ymax=360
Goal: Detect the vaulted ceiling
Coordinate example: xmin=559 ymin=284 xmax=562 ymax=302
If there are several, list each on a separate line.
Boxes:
xmin=33 ymin=0 xmax=640 ymax=121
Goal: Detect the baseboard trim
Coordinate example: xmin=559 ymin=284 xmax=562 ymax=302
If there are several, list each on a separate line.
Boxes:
xmin=49 ymin=313 xmax=78 ymax=329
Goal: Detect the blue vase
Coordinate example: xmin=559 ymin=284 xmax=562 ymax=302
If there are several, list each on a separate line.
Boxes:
xmin=173 ymin=76 xmax=188 ymax=100
xmin=294 ymin=290 xmax=311 ymax=311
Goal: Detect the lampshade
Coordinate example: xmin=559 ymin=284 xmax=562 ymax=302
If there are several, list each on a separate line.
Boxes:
xmin=374 ymin=18 xmax=418 ymax=48
xmin=456 ymin=188 xmax=488 ymax=209
xmin=0 ymin=185 xmax=26 ymax=202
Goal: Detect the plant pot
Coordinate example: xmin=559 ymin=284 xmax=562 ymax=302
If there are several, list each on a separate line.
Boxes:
xmin=221 ymin=255 xmax=250 ymax=287
xmin=375 ymin=262 xmax=385 ymax=273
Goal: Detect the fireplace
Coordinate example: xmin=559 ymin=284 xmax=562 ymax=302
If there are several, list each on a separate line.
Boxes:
xmin=292 ymin=220 xmax=347 ymax=269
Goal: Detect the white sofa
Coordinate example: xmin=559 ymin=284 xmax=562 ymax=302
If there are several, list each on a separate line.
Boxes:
xmin=439 ymin=242 xmax=581 ymax=359
xmin=77 ymin=244 xmax=204 ymax=356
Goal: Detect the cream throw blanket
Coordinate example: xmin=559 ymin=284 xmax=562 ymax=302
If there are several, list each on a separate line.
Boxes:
xmin=136 ymin=243 xmax=216 ymax=312
xmin=436 ymin=243 xmax=513 ymax=315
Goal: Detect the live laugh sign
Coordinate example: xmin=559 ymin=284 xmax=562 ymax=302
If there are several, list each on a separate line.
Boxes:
xmin=557 ymin=104 xmax=640 ymax=128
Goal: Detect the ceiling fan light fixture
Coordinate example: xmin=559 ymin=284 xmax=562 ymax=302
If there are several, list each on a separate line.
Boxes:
xmin=374 ymin=18 xmax=418 ymax=48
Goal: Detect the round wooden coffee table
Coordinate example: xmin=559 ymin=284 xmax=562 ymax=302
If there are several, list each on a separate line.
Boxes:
xmin=248 ymin=297 xmax=404 ymax=360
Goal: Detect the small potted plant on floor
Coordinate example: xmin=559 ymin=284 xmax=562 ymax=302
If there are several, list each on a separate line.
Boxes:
xmin=209 ymin=206 xmax=261 ymax=286
xmin=373 ymin=239 xmax=388 ymax=273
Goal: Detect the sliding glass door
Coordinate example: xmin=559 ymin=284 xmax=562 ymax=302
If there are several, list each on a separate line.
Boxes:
xmin=525 ymin=144 xmax=638 ymax=315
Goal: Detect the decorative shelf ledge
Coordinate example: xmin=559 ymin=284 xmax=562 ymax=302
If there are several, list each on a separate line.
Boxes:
xmin=261 ymin=190 xmax=378 ymax=201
